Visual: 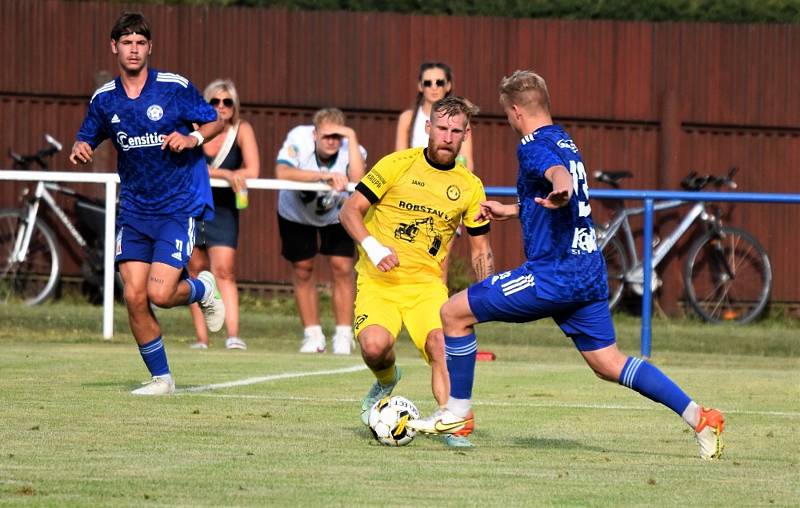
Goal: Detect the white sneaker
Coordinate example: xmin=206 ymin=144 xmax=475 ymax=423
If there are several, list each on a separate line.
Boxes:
xmin=197 ymin=271 xmax=225 ymax=332
xmin=299 ymin=334 xmax=326 ymax=353
xmin=225 ymin=337 xmax=247 ymax=350
xmin=332 ymin=332 xmax=355 ymax=355
xmin=407 ymin=409 xmax=472 ymax=435
xmin=131 ymin=376 xmax=175 ymax=395
xmin=189 ymin=342 xmax=208 ymax=350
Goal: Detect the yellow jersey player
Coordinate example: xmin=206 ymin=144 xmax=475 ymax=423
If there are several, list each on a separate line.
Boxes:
xmin=340 ymin=96 xmax=494 ymax=447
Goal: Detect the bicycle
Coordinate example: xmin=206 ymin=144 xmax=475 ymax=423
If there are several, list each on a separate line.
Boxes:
xmin=594 ymin=168 xmax=772 ymax=324
xmin=0 ymin=134 xmax=120 ymax=305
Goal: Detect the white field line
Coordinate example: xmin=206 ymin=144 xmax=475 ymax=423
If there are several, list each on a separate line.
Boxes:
xmin=174 ymin=367 xmax=799 ymax=418
xmin=174 ymin=364 xmax=368 ymax=394
xmin=191 ymin=394 xmax=800 ymax=418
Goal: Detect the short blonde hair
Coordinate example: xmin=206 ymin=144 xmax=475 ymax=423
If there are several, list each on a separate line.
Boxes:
xmin=499 ymin=70 xmax=551 ymax=112
xmin=312 ymin=108 xmax=346 ymax=128
xmin=203 ymin=78 xmax=240 ymax=125
xmin=431 ymin=96 xmax=480 ymax=126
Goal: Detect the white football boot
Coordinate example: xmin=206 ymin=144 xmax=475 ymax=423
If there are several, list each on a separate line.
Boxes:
xmin=197 ymin=271 xmax=225 ymax=332
xmin=407 ymin=408 xmax=472 ymax=435
xmin=131 ymin=376 xmax=175 ymax=395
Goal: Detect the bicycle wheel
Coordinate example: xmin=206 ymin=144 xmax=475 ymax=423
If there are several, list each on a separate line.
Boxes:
xmin=0 ymin=209 xmax=60 ymax=305
xmin=601 ymin=235 xmax=628 ymax=310
xmin=684 ymin=226 xmax=772 ymax=324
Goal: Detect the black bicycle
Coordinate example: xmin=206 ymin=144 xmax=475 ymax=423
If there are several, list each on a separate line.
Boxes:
xmin=0 ymin=134 xmax=120 ymax=304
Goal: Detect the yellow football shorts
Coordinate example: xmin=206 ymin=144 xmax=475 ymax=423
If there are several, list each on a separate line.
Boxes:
xmin=353 ymin=279 xmax=449 ymax=363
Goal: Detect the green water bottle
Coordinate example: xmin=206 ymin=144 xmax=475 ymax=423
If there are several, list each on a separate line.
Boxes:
xmin=235 ymin=188 xmax=249 ymax=210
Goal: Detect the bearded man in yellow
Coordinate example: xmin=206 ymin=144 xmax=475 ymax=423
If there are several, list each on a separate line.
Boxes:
xmin=339 ymin=96 xmax=494 ymax=447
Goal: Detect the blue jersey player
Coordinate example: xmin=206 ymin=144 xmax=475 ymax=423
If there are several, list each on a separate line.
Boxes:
xmin=409 ymin=70 xmax=725 ymax=460
xmin=69 ymin=12 xmax=225 ymax=395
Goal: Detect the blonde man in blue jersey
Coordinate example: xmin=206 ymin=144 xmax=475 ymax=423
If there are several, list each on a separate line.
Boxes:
xmin=340 ymin=96 xmax=494 ymax=447
xmin=409 ymin=70 xmax=725 ymax=460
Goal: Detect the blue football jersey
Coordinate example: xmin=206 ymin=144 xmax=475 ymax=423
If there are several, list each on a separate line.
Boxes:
xmin=77 ymin=69 xmax=217 ymax=220
xmin=516 ymin=124 xmax=608 ymax=302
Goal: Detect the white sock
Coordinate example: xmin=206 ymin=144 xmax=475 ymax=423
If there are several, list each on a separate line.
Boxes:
xmin=682 ymin=401 xmax=700 ymax=428
xmin=447 ymin=397 xmax=472 ymax=418
xmin=335 ymin=325 xmax=353 ymax=338
xmin=154 ymin=373 xmax=173 ymax=383
xmin=304 ymin=325 xmax=324 ymax=339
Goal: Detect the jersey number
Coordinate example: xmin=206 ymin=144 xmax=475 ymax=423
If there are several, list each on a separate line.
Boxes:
xmin=569 ymin=160 xmax=591 ymax=218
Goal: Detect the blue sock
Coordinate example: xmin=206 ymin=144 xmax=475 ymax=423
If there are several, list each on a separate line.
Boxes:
xmin=445 ymin=333 xmax=478 ymax=399
xmin=619 ymin=357 xmax=691 ymax=415
xmin=186 ymin=278 xmax=206 ymax=304
xmin=138 ymin=336 xmax=170 ymax=377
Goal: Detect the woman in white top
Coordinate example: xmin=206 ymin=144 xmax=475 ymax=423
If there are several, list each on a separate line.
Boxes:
xmin=394 ymin=62 xmax=474 ymax=171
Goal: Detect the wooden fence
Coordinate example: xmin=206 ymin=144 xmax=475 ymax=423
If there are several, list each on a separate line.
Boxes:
xmin=1 ymin=0 xmax=798 ymax=311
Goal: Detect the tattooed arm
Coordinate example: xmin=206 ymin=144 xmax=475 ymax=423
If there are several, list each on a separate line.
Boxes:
xmin=468 ymin=233 xmax=494 ymax=281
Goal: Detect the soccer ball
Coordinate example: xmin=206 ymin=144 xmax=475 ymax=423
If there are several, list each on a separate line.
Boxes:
xmin=368 ymin=395 xmax=420 ymax=446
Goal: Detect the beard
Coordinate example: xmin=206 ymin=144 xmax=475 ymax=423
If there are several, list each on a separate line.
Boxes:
xmin=428 ymin=144 xmax=456 ymax=165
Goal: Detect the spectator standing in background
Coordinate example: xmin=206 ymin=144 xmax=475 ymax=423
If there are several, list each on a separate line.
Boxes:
xmin=189 ymin=79 xmax=260 ymax=351
xmin=275 ymin=108 xmax=367 ymax=355
xmin=395 ymin=62 xmax=474 ymax=171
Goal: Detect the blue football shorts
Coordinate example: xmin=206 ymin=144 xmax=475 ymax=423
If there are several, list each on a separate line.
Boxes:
xmin=467 ymin=264 xmax=616 ymax=351
xmin=115 ymin=214 xmax=196 ymax=269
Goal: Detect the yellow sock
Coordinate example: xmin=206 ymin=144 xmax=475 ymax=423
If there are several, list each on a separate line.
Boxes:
xmin=373 ymin=365 xmax=396 ymax=386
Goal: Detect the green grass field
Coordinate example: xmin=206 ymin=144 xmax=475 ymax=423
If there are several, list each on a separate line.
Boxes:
xmin=1 ymin=300 xmax=798 ymax=506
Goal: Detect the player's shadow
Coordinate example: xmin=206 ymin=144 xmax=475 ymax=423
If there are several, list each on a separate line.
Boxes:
xmin=352 ymin=427 xmax=373 ymax=439
xmin=512 ymin=436 xmax=600 ymax=451
xmin=82 ymin=380 xmax=132 ymax=389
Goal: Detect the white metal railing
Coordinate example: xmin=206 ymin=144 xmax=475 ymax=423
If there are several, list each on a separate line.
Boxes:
xmin=2 ymin=170 xmax=798 ymax=355
xmin=0 ymin=169 xmax=348 ymax=339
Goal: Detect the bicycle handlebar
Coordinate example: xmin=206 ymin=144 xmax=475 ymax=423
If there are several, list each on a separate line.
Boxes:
xmin=8 ymin=133 xmax=63 ymax=170
xmin=595 ymin=167 xmax=739 ymax=192
xmin=680 ymin=167 xmax=738 ymax=191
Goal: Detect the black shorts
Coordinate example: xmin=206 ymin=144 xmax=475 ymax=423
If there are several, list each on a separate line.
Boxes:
xmin=277 ymin=213 xmax=355 ymax=262
xmin=195 ymin=204 xmax=239 ymax=249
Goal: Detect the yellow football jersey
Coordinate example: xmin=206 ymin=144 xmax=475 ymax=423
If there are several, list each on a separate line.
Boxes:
xmin=355 ymin=147 xmax=489 ymax=285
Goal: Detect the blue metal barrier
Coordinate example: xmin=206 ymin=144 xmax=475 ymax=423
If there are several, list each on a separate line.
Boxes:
xmin=483 ymin=187 xmax=800 ymax=357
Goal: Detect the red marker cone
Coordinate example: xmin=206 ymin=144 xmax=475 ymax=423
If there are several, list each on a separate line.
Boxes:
xmin=476 ymin=350 xmax=496 ymax=361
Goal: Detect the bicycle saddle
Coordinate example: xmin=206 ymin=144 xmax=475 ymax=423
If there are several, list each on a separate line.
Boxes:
xmin=593 ymin=170 xmax=633 ymax=188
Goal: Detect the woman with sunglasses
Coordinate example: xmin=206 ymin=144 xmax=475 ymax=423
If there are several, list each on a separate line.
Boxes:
xmin=394 ymin=62 xmax=474 ymax=171
xmin=188 ymin=79 xmax=260 ymax=350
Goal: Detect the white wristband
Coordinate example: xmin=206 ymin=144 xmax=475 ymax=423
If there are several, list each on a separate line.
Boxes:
xmin=361 ymin=235 xmax=392 ymax=267
xmin=188 ymin=130 xmax=204 ymax=146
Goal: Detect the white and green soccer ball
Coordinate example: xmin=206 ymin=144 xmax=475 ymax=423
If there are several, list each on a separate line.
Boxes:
xmin=368 ymin=395 xmax=420 ymax=446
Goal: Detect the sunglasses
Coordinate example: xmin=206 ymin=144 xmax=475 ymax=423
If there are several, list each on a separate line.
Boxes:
xmin=422 ymin=79 xmax=447 ymax=88
xmin=209 ymin=98 xmax=234 ymax=107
